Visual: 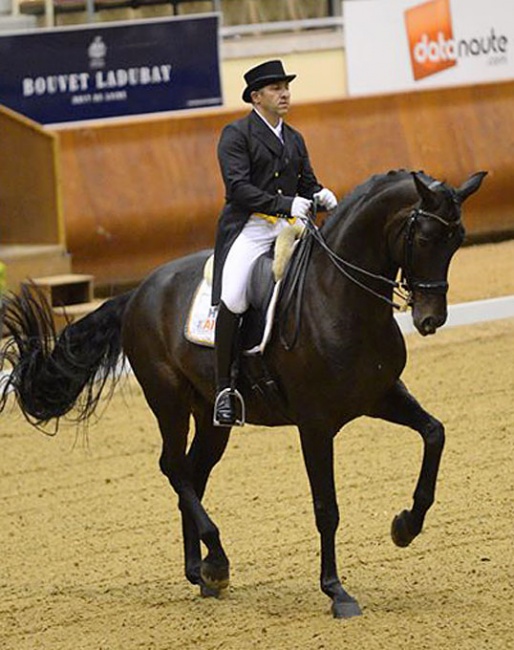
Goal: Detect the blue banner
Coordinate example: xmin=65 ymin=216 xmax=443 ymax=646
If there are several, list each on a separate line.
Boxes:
xmin=0 ymin=15 xmax=222 ymax=125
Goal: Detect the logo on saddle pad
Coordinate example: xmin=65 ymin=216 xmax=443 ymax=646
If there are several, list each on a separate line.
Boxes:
xmin=185 ymin=280 xmax=218 ymax=347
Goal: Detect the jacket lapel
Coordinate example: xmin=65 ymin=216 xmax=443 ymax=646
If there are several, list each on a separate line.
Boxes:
xmin=250 ymin=110 xmax=284 ymax=158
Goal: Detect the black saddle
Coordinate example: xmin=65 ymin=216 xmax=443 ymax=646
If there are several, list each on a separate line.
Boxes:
xmin=241 ymin=250 xmax=276 ymax=352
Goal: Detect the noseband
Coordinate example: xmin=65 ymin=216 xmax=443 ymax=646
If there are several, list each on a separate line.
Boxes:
xmin=401 ymin=207 xmax=462 ymax=303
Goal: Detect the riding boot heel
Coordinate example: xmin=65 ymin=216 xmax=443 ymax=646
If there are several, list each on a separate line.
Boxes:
xmin=213 ymin=387 xmax=245 ymax=427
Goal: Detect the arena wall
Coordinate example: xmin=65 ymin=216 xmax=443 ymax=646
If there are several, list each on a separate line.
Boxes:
xmin=54 ymin=79 xmax=514 ymax=285
xmin=0 ymin=104 xmax=64 ymax=245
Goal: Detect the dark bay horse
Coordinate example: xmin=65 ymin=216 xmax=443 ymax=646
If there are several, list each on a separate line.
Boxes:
xmin=0 ymin=169 xmax=486 ymax=618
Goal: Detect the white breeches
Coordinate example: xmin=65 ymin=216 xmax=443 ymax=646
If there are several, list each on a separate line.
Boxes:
xmin=221 ymin=215 xmax=290 ymax=314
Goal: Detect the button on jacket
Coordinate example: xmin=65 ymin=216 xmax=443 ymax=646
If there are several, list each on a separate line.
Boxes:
xmin=212 ymin=110 xmax=322 ymax=305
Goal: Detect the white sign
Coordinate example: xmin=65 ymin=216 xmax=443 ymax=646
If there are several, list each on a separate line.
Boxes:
xmin=344 ymin=0 xmax=513 ymax=96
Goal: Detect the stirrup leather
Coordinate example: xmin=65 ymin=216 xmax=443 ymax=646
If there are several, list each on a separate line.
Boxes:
xmin=213 ymin=387 xmax=245 ymax=427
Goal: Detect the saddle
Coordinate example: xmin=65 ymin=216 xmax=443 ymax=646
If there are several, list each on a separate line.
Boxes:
xmin=185 ymin=223 xmax=307 ymax=354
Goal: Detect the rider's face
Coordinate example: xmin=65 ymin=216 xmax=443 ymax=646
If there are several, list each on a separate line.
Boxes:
xmin=251 ymin=81 xmax=291 ymax=126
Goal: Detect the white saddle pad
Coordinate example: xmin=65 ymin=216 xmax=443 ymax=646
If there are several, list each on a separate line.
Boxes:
xmin=184 ymin=279 xmax=281 ymax=355
xmin=184 ymin=280 xmax=218 ymax=347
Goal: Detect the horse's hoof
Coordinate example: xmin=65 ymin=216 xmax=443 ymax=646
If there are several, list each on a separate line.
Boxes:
xmin=331 ymin=598 xmax=362 ymax=619
xmin=391 ymin=510 xmax=415 ymax=548
xmin=200 ymin=582 xmax=225 ymax=598
xmin=200 ymin=560 xmax=230 ymax=595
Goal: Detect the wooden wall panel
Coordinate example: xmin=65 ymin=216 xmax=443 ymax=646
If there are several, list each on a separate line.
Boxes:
xmin=0 ymin=105 xmax=64 ymax=245
xmin=56 ymin=80 xmax=514 ymax=285
xmin=294 ymin=82 xmax=514 ymax=237
xmin=57 ymin=115 xmax=227 ymax=284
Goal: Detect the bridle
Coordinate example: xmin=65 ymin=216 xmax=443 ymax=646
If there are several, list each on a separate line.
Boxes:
xmin=401 ymin=207 xmax=462 ymax=304
xmin=304 ymin=198 xmax=462 ymax=310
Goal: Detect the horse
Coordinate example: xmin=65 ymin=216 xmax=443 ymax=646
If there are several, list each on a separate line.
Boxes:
xmin=0 ymin=169 xmax=486 ymax=619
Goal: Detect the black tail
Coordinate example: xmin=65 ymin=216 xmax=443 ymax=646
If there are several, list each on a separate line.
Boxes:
xmin=0 ymin=285 xmax=134 ymax=430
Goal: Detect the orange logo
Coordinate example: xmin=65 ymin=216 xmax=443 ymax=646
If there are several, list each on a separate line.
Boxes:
xmin=405 ymin=0 xmax=457 ymax=80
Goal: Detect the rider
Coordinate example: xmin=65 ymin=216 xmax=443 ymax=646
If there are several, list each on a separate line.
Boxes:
xmin=212 ymin=59 xmax=338 ymax=426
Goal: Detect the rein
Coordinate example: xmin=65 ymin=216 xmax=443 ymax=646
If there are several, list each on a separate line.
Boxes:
xmin=303 ymin=201 xmax=405 ymax=310
xmin=305 ymin=203 xmax=461 ymax=309
xmin=306 ymin=218 xmax=405 ymax=310
xmin=279 ymin=199 xmax=461 ymax=349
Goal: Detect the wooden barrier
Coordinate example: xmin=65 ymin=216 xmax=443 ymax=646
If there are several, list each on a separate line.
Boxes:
xmin=0 ymin=105 xmax=71 ymax=291
xmin=0 ymin=104 xmax=64 ymax=245
xmin=56 ymin=80 xmax=514 ymax=286
xmin=2 ymin=80 xmax=513 ymax=288
xmin=57 ymin=114 xmax=224 ymax=284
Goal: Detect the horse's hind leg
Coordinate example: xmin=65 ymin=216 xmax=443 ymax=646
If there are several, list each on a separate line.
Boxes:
xmin=181 ymin=403 xmax=231 ymax=596
xmin=370 ymin=380 xmax=445 ymax=547
xmin=151 ymin=390 xmax=230 ymax=596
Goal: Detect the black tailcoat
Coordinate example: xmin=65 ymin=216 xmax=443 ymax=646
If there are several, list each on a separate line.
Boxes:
xmin=212 ymin=110 xmax=322 ymax=305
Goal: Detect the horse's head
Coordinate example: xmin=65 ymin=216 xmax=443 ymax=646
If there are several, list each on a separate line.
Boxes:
xmin=402 ymin=171 xmax=487 ymax=336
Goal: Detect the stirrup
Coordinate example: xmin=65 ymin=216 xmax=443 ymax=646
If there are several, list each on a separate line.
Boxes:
xmin=213 ymin=387 xmax=246 ymax=427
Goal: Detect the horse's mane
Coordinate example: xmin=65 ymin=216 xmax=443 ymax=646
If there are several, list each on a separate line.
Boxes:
xmin=323 ymin=169 xmax=439 ymax=229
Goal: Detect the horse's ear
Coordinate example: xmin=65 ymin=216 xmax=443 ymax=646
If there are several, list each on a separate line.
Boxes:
xmin=411 ymin=172 xmax=437 ymax=206
xmin=456 ymin=171 xmax=488 ymax=203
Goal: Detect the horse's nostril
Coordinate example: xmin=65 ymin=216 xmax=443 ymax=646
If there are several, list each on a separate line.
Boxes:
xmin=421 ymin=318 xmax=437 ymax=335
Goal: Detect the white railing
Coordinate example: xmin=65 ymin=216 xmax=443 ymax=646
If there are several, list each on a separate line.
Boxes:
xmin=221 ymin=15 xmax=343 ymax=39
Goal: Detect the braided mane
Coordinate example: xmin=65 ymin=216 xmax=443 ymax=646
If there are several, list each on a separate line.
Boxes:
xmin=322 ymin=169 xmax=440 ymax=231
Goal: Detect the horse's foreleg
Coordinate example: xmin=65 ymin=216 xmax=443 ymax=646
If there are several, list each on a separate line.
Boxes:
xmin=299 ymin=429 xmax=362 ymax=619
xmin=371 ymin=380 xmax=445 ymax=547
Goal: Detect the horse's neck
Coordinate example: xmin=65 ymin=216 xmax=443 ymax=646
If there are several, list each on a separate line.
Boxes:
xmin=307 ymin=181 xmax=416 ymax=321
xmin=321 ymin=187 xmax=412 ymax=275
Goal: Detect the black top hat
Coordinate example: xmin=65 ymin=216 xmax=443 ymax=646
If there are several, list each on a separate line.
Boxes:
xmin=242 ymin=59 xmax=296 ymax=103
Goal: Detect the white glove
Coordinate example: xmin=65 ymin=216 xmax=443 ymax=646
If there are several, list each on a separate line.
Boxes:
xmin=291 ymin=196 xmax=312 ymax=222
xmin=313 ymin=188 xmax=337 ymax=211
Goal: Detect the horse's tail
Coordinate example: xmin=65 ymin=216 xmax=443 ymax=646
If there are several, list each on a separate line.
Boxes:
xmin=0 ymin=285 xmax=134 ymax=430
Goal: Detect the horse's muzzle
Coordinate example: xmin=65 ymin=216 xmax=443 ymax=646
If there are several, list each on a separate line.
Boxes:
xmin=412 ymin=293 xmax=448 ymax=336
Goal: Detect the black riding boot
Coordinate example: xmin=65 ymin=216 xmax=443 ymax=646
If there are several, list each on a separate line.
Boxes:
xmin=214 ymin=302 xmax=244 ymax=426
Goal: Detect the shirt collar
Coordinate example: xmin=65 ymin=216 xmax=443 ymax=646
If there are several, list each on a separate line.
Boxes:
xmin=253 ymin=108 xmax=283 ymax=142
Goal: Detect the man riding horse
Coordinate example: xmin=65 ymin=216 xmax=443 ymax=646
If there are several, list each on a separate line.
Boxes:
xmin=212 ymin=59 xmax=338 ymax=426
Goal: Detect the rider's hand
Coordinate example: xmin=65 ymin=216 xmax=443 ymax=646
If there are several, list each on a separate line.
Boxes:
xmin=313 ymin=188 xmax=338 ymax=211
xmin=291 ymin=197 xmax=312 ymax=222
